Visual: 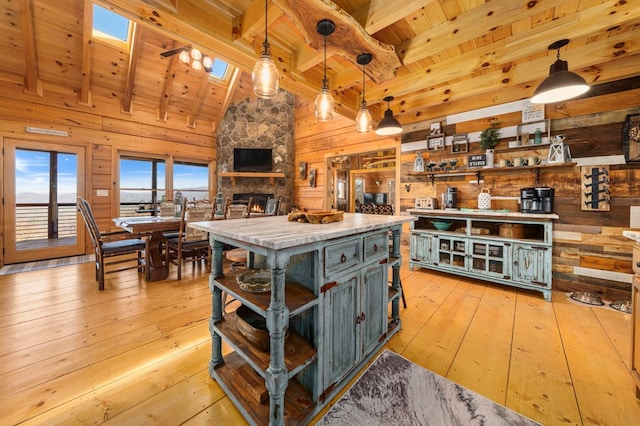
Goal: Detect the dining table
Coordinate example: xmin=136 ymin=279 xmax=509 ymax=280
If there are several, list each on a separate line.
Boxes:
xmin=113 ymin=216 xmax=182 ymax=281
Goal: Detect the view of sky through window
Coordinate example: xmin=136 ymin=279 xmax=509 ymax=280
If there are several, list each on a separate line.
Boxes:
xmin=92 ymin=4 xmax=130 ymax=42
xmin=210 ymin=58 xmax=228 ymax=80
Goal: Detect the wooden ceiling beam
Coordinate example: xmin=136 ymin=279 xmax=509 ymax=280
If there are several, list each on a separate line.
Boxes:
xmin=19 ymin=0 xmax=42 ymax=97
xmin=271 ymin=0 xmax=401 ymax=84
xmin=187 ymin=74 xmax=211 ymax=129
xmin=122 ymin=24 xmax=142 ymax=114
xmin=157 ymin=40 xmax=179 ymax=122
xmin=213 ymin=66 xmax=242 ymax=132
xmin=364 ymin=0 xmax=433 ymax=35
xmin=79 ymin=0 xmax=93 ymax=106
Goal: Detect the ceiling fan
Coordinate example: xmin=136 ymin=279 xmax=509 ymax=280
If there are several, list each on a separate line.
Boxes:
xmin=160 ymin=46 xmax=213 ymax=72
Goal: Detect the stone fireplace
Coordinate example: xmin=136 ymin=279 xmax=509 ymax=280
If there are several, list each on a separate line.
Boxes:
xmin=216 ymin=91 xmax=295 ymax=213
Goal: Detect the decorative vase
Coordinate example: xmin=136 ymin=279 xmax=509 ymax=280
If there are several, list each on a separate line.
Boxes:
xmin=484 ymin=149 xmax=494 ymax=168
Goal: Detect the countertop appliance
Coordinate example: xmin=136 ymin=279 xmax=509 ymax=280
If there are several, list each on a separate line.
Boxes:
xmin=414 ymin=197 xmax=437 ymax=209
xmin=442 ymin=187 xmax=459 ymax=210
xmin=520 ymin=187 xmax=554 ymax=213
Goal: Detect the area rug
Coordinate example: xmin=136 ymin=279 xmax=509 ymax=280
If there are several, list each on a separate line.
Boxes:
xmin=0 ymin=255 xmax=93 ymax=275
xmin=316 ymin=349 xmax=540 ymax=426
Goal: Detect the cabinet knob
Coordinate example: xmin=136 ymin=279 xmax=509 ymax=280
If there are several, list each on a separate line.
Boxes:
xmin=373 ymin=244 xmax=378 ymax=252
xmin=340 ymin=253 xmax=347 ymax=263
xmin=637 ymin=261 xmax=640 ymax=268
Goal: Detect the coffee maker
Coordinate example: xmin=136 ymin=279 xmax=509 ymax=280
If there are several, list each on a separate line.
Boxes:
xmin=442 ymin=187 xmax=458 ymax=210
xmin=520 ymin=187 xmax=554 ymax=213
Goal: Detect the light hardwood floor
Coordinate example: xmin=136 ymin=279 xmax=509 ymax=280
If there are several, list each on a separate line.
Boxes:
xmin=1 ymin=249 xmax=639 ymax=425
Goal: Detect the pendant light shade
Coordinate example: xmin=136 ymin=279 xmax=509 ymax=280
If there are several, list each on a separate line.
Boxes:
xmin=315 ymin=19 xmax=335 ymax=121
xmin=252 ymin=0 xmax=279 ymax=99
xmin=531 ymin=39 xmax=589 ymax=104
xmin=375 ymin=96 xmax=403 ymax=136
xmin=355 ymin=53 xmax=373 ymax=133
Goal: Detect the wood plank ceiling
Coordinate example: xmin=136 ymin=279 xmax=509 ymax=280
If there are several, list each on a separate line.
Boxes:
xmin=1 ymin=0 xmax=639 ymax=134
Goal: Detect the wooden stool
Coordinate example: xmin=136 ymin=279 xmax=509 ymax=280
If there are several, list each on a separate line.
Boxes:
xmin=226 ymin=248 xmax=247 ymax=271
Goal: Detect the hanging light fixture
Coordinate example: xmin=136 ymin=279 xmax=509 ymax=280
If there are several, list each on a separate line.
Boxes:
xmin=252 ymin=0 xmax=279 ymax=99
xmin=375 ymin=96 xmax=403 ymax=135
xmin=355 ymin=53 xmax=373 ymax=133
xmin=178 ymin=47 xmax=213 ymax=73
xmin=315 ymin=19 xmax=335 ymax=121
xmin=531 ymin=39 xmax=589 ymax=104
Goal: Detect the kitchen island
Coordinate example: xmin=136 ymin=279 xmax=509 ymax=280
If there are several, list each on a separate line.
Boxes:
xmin=190 ymin=213 xmax=414 ymax=425
xmin=407 ymin=208 xmax=558 ymax=301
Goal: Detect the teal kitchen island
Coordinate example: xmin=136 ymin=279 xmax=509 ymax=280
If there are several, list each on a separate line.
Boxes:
xmin=190 ymin=213 xmax=414 ymax=425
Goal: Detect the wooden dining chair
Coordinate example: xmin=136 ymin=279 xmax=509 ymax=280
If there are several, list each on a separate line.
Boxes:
xmin=221 ymin=197 xmax=253 ymax=270
xmin=223 ymin=197 xmax=253 ymax=219
xmin=264 ymin=197 xmax=282 ymax=216
xmin=77 ymin=197 xmax=147 ymax=291
xmin=165 ymin=198 xmax=212 ymax=280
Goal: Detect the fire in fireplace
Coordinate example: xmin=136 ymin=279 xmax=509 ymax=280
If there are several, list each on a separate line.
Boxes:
xmin=233 ymin=193 xmax=274 ymax=214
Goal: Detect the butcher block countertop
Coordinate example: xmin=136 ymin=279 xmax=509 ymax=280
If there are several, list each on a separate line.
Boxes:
xmin=189 ymin=213 xmax=415 ymax=250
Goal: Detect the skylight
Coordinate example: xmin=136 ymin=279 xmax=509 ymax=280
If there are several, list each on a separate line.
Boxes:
xmin=92 ymin=4 xmax=131 ymax=43
xmin=209 ymin=58 xmax=229 ymax=80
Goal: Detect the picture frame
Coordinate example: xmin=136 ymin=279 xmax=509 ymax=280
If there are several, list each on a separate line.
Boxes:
xmin=309 ymin=169 xmax=316 ymax=187
xmin=622 ymin=113 xmax=640 ymax=162
xmin=451 ymin=133 xmax=468 ymax=153
xmin=299 ymin=162 xmax=307 ymax=179
xmin=426 ymin=133 xmax=445 ymax=151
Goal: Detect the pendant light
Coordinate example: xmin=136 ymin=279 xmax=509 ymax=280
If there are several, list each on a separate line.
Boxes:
xmin=355 ymin=53 xmax=373 ymax=133
xmin=375 ymin=96 xmax=403 ymax=136
xmin=531 ymin=39 xmax=589 ymax=104
xmin=315 ymin=19 xmax=335 ymax=121
xmin=252 ymin=0 xmax=279 ymax=99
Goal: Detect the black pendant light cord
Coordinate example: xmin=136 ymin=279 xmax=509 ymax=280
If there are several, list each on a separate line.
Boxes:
xmin=361 ymin=63 xmax=366 ymax=107
xmin=322 ymin=32 xmax=328 ymax=89
xmin=262 ymin=0 xmax=269 ymax=54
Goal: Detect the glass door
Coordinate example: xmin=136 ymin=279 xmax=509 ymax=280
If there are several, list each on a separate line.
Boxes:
xmin=3 ymin=139 xmax=85 ymax=264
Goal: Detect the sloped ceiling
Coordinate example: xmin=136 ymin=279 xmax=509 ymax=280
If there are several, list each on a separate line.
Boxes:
xmin=1 ymin=0 xmax=639 ymax=134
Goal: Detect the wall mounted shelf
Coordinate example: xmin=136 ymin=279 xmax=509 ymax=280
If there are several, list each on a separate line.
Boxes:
xmin=408 ymin=162 xmax=576 ymax=185
xmin=219 ymin=171 xmax=285 ymax=186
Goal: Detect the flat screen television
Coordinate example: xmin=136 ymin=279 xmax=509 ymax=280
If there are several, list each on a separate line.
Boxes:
xmin=233 ymin=148 xmax=272 ymax=172
xmin=363 ymin=193 xmax=387 ymax=205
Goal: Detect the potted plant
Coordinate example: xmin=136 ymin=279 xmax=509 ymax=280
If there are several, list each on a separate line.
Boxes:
xmin=479 ymin=122 xmax=500 ymax=167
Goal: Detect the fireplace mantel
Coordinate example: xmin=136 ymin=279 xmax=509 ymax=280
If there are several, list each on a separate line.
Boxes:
xmin=218 ymin=171 xmax=285 ymax=186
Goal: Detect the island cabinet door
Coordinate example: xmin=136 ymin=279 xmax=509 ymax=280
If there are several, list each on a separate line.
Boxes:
xmin=511 ymin=243 xmax=550 ymax=286
xmin=360 ymin=262 xmax=388 ymax=356
xmin=410 ymin=232 xmax=433 ymax=264
xmin=321 ymin=272 xmax=359 ymax=393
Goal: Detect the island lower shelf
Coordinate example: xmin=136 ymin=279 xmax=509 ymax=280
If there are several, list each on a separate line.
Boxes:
xmin=408 ymin=209 xmax=557 ymax=301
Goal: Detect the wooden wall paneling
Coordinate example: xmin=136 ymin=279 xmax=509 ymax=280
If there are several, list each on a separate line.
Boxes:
xmin=102 ymin=117 xmax=214 ymax=147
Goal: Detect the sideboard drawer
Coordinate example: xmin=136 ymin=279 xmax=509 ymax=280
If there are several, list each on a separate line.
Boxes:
xmin=325 ymin=239 xmax=361 ymax=277
xmin=633 ymin=244 xmax=640 ymax=275
xmin=364 ymin=232 xmax=388 ymax=263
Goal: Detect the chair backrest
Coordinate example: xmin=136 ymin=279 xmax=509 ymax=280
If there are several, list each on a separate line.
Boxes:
xmin=376 ymin=204 xmax=394 ymax=215
xmin=264 ymin=197 xmax=281 ymax=216
xmin=158 ymin=201 xmax=175 ymax=217
xmin=224 ymin=197 xmax=252 ymax=219
xmin=359 ymin=203 xmax=377 ymax=214
xmin=179 ymin=198 xmax=212 ymax=241
xmin=77 ymin=197 xmax=102 ymax=251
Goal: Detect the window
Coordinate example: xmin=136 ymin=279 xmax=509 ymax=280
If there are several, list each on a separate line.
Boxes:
xmin=92 ymin=4 xmax=131 ymax=44
xmin=118 ymin=155 xmax=210 ymax=216
xmin=119 ymin=157 xmax=165 ymax=216
xmin=173 ymin=161 xmax=209 ymax=202
xmin=209 ymin=58 xmax=229 ymax=80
